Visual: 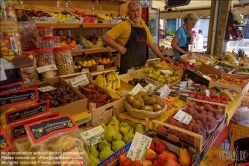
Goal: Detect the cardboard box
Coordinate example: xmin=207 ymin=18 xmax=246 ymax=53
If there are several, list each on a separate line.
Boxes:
xmin=198 ymin=63 xmax=223 ymax=77
xmin=24 ymin=77 xmax=87 ymax=116
xmin=209 ymin=73 xmax=249 ymax=97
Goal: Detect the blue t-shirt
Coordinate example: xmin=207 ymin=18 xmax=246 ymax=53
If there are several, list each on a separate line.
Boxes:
xmin=175 ymin=26 xmax=189 ymax=47
xmin=173 ymin=26 xmax=190 ymax=59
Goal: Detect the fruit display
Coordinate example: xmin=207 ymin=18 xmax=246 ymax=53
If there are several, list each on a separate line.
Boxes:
xmin=139 ymin=67 xmax=180 ymax=84
xmin=162 ymin=96 xmax=177 ymax=110
xmin=215 ymin=61 xmax=236 ymax=69
xmin=72 ymin=10 xmax=86 ymax=18
xmin=61 ymin=36 xmax=78 ymax=50
xmin=119 ymin=137 xmax=193 ymax=166
xmin=162 ymin=102 xmax=224 ymax=144
xmin=89 ymin=116 xmax=145 ymax=165
xmin=50 ymin=12 xmax=80 ymax=23
xmin=73 ymin=60 xmax=82 ymax=71
xmin=99 ymin=57 xmax=112 ymax=64
xmin=96 ymin=72 xmax=121 ymax=91
xmin=239 ymin=56 xmax=249 ymax=63
xmin=126 ymin=92 xmax=165 ymax=112
xmin=217 ymin=75 xmax=249 ymax=87
xmin=128 ymin=78 xmax=148 ymax=87
xmin=174 ymin=61 xmax=197 ymax=71
xmin=78 ymin=83 xmax=111 ymax=109
xmin=24 ymin=9 xmax=51 ymax=18
xmin=238 ymin=68 xmax=249 ymax=74
xmin=78 ymin=59 xmax=97 ymax=67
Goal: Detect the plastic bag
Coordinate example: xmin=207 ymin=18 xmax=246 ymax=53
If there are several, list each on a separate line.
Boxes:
xmin=11 ymin=130 xmax=91 ymax=166
xmin=231 ymin=107 xmax=249 ymax=127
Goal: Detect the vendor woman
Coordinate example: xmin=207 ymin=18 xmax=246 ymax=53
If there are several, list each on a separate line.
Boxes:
xmin=171 ymin=13 xmax=199 ymax=60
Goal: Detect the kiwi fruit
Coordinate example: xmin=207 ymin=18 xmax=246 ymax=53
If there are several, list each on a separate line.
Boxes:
xmin=134 ymin=94 xmax=142 ymax=100
xmin=145 ymin=96 xmax=156 ymax=105
xmin=136 ymin=97 xmax=145 ymax=105
xmin=156 ymin=98 xmax=163 ymax=107
xmin=141 ymin=105 xmax=153 ymax=112
xmin=153 ymin=104 xmax=163 ymax=112
xmin=126 ymin=94 xmax=135 ymax=105
xmin=142 ymin=95 xmax=149 ymax=101
xmin=138 ymin=91 xmax=148 ymax=96
xmin=131 ymin=100 xmax=142 ymax=109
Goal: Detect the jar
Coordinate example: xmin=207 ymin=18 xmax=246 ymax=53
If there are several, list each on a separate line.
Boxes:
xmin=35 ymin=48 xmax=57 ymax=79
xmin=0 ymin=0 xmax=22 ymax=59
xmin=43 ymin=36 xmax=62 ymax=48
xmin=20 ymin=50 xmax=39 ymax=83
xmin=37 ymin=26 xmax=53 ymax=36
xmin=54 ymin=46 xmax=74 ymax=76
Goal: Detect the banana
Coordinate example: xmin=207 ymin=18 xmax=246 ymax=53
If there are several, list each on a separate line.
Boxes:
xmin=96 ymin=75 xmax=101 ymax=86
xmin=107 ymin=72 xmax=113 ymax=88
xmin=111 ymin=72 xmax=117 ymax=91
xmin=113 ymin=72 xmax=121 ymax=90
xmin=103 ymin=74 xmax=108 ymax=87
xmin=222 ymin=89 xmax=234 ymax=101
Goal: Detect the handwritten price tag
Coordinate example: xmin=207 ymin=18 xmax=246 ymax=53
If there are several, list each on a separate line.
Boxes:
xmin=179 ymin=81 xmax=187 ymax=91
xmin=69 ymin=74 xmax=89 ymax=88
xmin=97 ymin=65 xmax=104 ymax=71
xmin=80 ymin=126 xmax=105 ymax=146
xmin=127 ymin=132 xmax=152 ymax=161
xmin=143 ymin=83 xmax=157 ymax=92
xmin=129 ymin=83 xmax=145 ymax=95
xmin=0 ymin=61 xmax=7 ymax=81
xmin=38 ymin=86 xmax=56 ymax=92
xmin=81 ymin=68 xmax=89 ymax=72
xmin=173 ymin=110 xmax=193 ymax=125
xmin=37 ymin=64 xmax=57 ymax=73
xmin=160 ymin=85 xmax=171 ymax=99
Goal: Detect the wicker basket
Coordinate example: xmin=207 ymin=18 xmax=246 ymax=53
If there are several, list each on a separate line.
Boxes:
xmin=125 ymin=101 xmax=167 ymax=119
xmin=74 ymin=55 xmax=99 ymax=72
xmin=93 ymin=55 xmax=114 ymax=68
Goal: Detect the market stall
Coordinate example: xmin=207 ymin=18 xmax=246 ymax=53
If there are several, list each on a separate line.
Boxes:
xmin=1 ymin=0 xmax=249 ymax=166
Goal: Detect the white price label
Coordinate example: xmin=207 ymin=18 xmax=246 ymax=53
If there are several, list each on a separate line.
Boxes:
xmin=187 ymin=79 xmax=194 ymax=87
xmin=179 ymin=81 xmax=188 ymax=91
xmin=0 ymin=61 xmax=7 ymax=81
xmin=160 ymin=85 xmax=171 ymax=99
xmin=206 ymin=60 xmax=211 ymax=65
xmin=97 ymin=65 xmax=104 ymax=71
xmin=81 ymin=68 xmax=89 ymax=72
xmin=80 ymin=126 xmax=105 ymax=146
xmin=188 ymin=59 xmax=196 ymax=65
xmin=127 ymin=132 xmax=152 ymax=161
xmin=38 ymin=86 xmax=56 ymax=92
xmin=159 ymin=69 xmax=172 ymax=75
xmin=173 ymin=110 xmax=193 ymax=125
xmin=37 ymin=64 xmax=57 ymax=73
xmin=143 ymin=83 xmax=157 ymax=92
xmin=129 ymin=83 xmax=145 ymax=95
xmin=206 ymin=89 xmax=210 ymax=97
xmin=69 ymin=74 xmax=89 ymax=88
xmin=203 ymin=75 xmax=212 ymax=81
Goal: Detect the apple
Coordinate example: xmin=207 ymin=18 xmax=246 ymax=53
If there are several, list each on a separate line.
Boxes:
xmin=74 ymin=10 xmax=80 ymax=15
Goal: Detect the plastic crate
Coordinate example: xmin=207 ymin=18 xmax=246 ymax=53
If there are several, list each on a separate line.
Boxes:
xmin=230 ymin=124 xmax=249 ymax=152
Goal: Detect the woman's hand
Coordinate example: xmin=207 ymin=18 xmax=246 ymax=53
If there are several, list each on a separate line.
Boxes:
xmin=184 ymin=51 xmax=192 ymax=56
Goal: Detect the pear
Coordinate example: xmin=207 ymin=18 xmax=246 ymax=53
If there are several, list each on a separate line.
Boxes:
xmin=104 ymin=125 xmax=118 ymax=142
xmin=100 ymin=122 xmax=107 ymax=130
xmin=179 ymin=146 xmax=192 ymax=166
xmin=123 ymin=130 xmax=135 ymax=143
xmin=112 ymin=140 xmax=126 ymax=152
xmin=111 ymin=123 xmax=120 ymax=133
xmin=89 ymin=154 xmax=100 ymax=166
xmin=99 ymin=140 xmax=111 ymax=151
xmin=99 ymin=145 xmax=114 ymax=161
xmin=135 ymin=124 xmax=145 ymax=134
xmin=116 ymin=132 xmax=123 ymax=140
xmin=120 ymin=126 xmax=134 ymax=135
xmin=108 ymin=116 xmax=120 ymax=125
xmin=119 ymin=121 xmax=129 ymax=127
xmin=89 ymin=145 xmax=99 ymax=158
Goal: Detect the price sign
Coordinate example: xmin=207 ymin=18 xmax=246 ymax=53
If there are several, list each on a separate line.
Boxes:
xmin=159 ymin=69 xmax=172 ymax=75
xmin=81 ymin=68 xmax=89 ymax=72
xmin=127 ymin=132 xmax=152 ymax=160
xmin=38 ymin=86 xmax=56 ymax=92
xmin=160 ymin=85 xmax=171 ymax=99
xmin=80 ymin=126 xmax=105 ymax=146
xmin=143 ymin=83 xmax=157 ymax=92
xmin=187 ymin=79 xmax=194 ymax=87
xmin=206 ymin=89 xmax=210 ymax=97
xmin=97 ymin=65 xmax=104 ymax=71
xmin=179 ymin=81 xmax=187 ymax=91
xmin=173 ymin=110 xmax=193 ymax=125
xmin=129 ymin=83 xmax=145 ymax=95
xmin=69 ymin=74 xmax=89 ymax=88
xmin=0 ymin=61 xmax=7 ymax=81
xmin=203 ymin=75 xmax=212 ymax=81
xmin=188 ymin=59 xmax=196 ymax=65
xmin=37 ymin=64 xmax=57 ymax=73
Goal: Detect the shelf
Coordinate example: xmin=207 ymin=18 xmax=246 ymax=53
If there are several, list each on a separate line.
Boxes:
xmin=72 ymin=51 xmax=83 ymax=56
xmin=85 ymin=47 xmax=115 ymax=55
xmin=82 ymin=23 xmax=114 ymax=28
xmin=90 ymin=66 xmax=117 ymax=75
xmin=233 ymin=24 xmax=247 ymax=27
xmin=118 ymin=0 xmax=127 ymax=4
xmin=35 ymin=22 xmax=81 ymax=28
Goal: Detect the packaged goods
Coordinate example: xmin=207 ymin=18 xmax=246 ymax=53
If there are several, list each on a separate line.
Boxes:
xmin=35 ymin=48 xmax=57 ymax=79
xmin=19 ymin=21 xmax=40 ymax=51
xmin=0 ymin=0 xmax=22 ymax=61
xmin=54 ymin=46 xmax=74 ymax=76
xmin=0 ymin=82 xmax=24 ymax=92
xmin=43 ymin=36 xmax=62 ymax=48
xmin=0 ymin=125 xmax=13 ymax=153
xmin=19 ymin=50 xmax=39 ymax=82
xmin=36 ymin=26 xmax=53 ymax=36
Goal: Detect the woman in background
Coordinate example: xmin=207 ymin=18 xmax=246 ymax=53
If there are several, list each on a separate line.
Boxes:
xmin=196 ymin=29 xmax=204 ymax=51
xmin=171 ymin=13 xmax=199 ymax=60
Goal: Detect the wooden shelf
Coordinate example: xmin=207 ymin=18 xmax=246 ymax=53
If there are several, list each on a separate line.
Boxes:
xmin=72 ymin=51 xmax=83 ymax=56
xmin=35 ymin=22 xmax=81 ymax=29
xmin=118 ymin=0 xmax=127 ymax=4
xmin=82 ymin=23 xmax=114 ymax=28
xmin=85 ymin=47 xmax=115 ymax=55
xmin=90 ymin=66 xmax=117 ymax=75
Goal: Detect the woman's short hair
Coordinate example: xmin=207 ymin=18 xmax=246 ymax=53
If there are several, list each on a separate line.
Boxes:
xmin=183 ymin=13 xmax=199 ymax=23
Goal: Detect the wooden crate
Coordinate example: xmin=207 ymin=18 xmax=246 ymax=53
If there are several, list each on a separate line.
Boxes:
xmin=209 ymin=73 xmax=249 ymax=97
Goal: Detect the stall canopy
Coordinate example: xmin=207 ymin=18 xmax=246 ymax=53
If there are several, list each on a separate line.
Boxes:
xmin=152 ymin=0 xmax=249 ymax=19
